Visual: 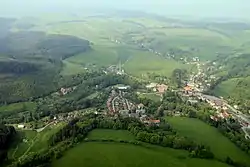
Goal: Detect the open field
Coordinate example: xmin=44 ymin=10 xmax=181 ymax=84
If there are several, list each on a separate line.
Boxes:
xmin=139 ymin=93 xmax=162 ymax=102
xmin=124 ymin=50 xmax=190 ymax=78
xmin=8 ymin=123 xmax=65 ymax=160
xmin=52 ymin=142 xmax=230 ymax=167
xmin=88 ymin=129 xmax=135 ymax=141
xmin=0 ymin=102 xmax=36 ymax=113
xmin=166 ymin=117 xmax=250 ymax=163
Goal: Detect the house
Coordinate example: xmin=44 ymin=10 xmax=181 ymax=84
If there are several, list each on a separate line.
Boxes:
xmin=136 ymin=109 xmax=146 ymax=115
xmin=144 ymin=119 xmax=161 ymax=126
xmin=156 ymin=84 xmax=168 ymax=94
xmin=129 ymin=113 xmax=139 ymax=118
xmin=210 ymin=115 xmax=218 ymax=121
xmin=17 ymin=124 xmax=25 ymax=129
xmin=137 ymin=103 xmax=144 ymax=109
xmin=119 ymin=110 xmax=129 ymax=117
xmin=117 ymin=86 xmax=130 ymax=90
xmin=146 ymin=83 xmax=157 ymax=89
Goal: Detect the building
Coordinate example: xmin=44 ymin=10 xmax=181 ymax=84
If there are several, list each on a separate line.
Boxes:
xmin=146 ymin=83 xmax=157 ymax=89
xmin=156 ymin=84 xmax=168 ymax=94
xmin=17 ymin=124 xmax=25 ymax=129
xmin=117 ymin=86 xmax=130 ymax=90
xmin=144 ymin=119 xmax=161 ymax=126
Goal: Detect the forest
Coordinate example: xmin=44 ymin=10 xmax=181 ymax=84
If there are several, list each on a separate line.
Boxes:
xmin=0 ymin=124 xmax=16 ymax=164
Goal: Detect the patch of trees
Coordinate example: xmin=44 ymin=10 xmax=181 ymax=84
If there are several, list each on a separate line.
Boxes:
xmin=0 ymin=124 xmax=16 ymax=164
xmin=49 ymin=117 xmax=96 ymax=146
xmin=0 ymin=31 xmax=90 ymax=60
xmin=0 ymin=61 xmax=40 ymax=74
xmin=171 ymin=69 xmax=188 ymax=88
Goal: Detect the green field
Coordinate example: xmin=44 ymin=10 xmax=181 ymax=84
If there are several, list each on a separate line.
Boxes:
xmin=123 ymin=50 xmax=190 ymax=78
xmin=0 ymin=102 xmax=36 ymax=113
xmin=8 ymin=123 xmax=65 ymax=160
xmin=88 ymin=129 xmax=135 ymax=141
xmin=139 ymin=93 xmax=162 ymax=102
xmin=166 ymin=117 xmax=250 ymax=163
xmin=52 ymin=142 xmax=230 ymax=167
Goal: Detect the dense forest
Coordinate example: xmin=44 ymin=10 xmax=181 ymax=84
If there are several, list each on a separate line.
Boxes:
xmin=0 ymin=124 xmax=16 ymax=164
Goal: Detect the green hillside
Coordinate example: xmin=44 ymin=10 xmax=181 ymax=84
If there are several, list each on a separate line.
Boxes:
xmin=167 ymin=117 xmax=250 ymax=164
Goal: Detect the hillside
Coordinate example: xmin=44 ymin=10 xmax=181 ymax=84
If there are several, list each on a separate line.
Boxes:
xmin=0 ymin=19 xmax=91 ymax=103
xmin=209 ymin=54 xmax=250 ymax=105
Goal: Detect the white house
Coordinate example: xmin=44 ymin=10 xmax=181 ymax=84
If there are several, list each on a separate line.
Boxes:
xmin=17 ymin=124 xmax=25 ymax=129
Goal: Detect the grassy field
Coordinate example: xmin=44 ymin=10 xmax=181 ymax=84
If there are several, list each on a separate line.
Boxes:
xmin=139 ymin=93 xmax=162 ymax=102
xmin=166 ymin=117 xmax=250 ymax=163
xmin=88 ymin=129 xmax=135 ymax=141
xmin=8 ymin=130 xmax=37 ymax=159
xmin=0 ymin=102 xmax=36 ymax=113
xmin=52 ymin=142 xmax=230 ymax=167
xmin=124 ymin=50 xmax=190 ymax=78
xmin=8 ymin=123 xmax=65 ymax=160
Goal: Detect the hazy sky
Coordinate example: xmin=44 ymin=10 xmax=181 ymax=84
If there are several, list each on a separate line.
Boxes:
xmin=0 ymin=0 xmax=249 ymax=19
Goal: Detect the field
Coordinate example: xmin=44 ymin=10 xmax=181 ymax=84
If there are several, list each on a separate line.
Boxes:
xmin=123 ymin=50 xmax=190 ymax=78
xmin=8 ymin=123 xmax=65 ymax=160
xmin=0 ymin=102 xmax=36 ymax=113
xmin=52 ymin=142 xmax=230 ymax=167
xmin=139 ymin=93 xmax=162 ymax=102
xmin=166 ymin=117 xmax=250 ymax=163
xmin=88 ymin=129 xmax=135 ymax=141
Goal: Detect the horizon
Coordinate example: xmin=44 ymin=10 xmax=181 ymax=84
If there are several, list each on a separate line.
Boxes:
xmin=0 ymin=0 xmax=249 ymax=20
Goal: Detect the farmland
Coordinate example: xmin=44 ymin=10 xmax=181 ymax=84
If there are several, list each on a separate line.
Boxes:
xmin=166 ymin=117 xmax=250 ymax=164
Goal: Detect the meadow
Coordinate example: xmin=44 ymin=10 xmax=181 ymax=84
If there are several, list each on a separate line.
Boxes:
xmin=8 ymin=123 xmax=65 ymax=160
xmin=0 ymin=102 xmax=36 ymax=114
xmin=166 ymin=116 xmax=250 ymax=164
xmin=52 ymin=128 xmax=231 ymax=167
xmin=88 ymin=129 xmax=135 ymax=141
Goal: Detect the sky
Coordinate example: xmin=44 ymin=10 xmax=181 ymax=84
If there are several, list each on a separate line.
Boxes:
xmin=0 ymin=0 xmax=249 ymax=19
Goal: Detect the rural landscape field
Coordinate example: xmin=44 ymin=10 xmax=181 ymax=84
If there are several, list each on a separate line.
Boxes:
xmin=1 ymin=1 xmax=250 ymax=167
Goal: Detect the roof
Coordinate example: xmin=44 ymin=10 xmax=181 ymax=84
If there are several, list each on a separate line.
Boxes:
xmin=157 ymin=84 xmax=168 ymax=93
xmin=149 ymin=120 xmax=160 ymax=123
xmin=184 ymin=86 xmax=192 ymax=91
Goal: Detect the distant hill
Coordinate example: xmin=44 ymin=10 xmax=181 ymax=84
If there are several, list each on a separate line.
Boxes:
xmin=0 ymin=20 xmax=91 ymax=103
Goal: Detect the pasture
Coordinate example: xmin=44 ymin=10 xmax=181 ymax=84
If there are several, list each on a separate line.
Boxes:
xmin=88 ymin=129 xmax=135 ymax=141
xmin=139 ymin=93 xmax=162 ymax=102
xmin=124 ymin=50 xmax=190 ymax=78
xmin=166 ymin=117 xmax=250 ymax=163
xmin=8 ymin=123 xmax=65 ymax=160
xmin=52 ymin=142 xmax=230 ymax=167
xmin=0 ymin=102 xmax=36 ymax=114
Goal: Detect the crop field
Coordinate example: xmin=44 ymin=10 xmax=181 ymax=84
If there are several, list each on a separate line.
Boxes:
xmin=166 ymin=117 xmax=250 ymax=163
xmin=52 ymin=142 xmax=230 ymax=167
xmin=88 ymin=129 xmax=135 ymax=141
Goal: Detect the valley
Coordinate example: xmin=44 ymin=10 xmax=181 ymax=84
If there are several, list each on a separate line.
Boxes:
xmin=1 ymin=10 xmax=250 ymax=167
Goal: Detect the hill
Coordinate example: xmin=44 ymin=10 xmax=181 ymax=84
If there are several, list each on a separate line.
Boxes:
xmin=208 ymin=53 xmax=250 ymax=108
